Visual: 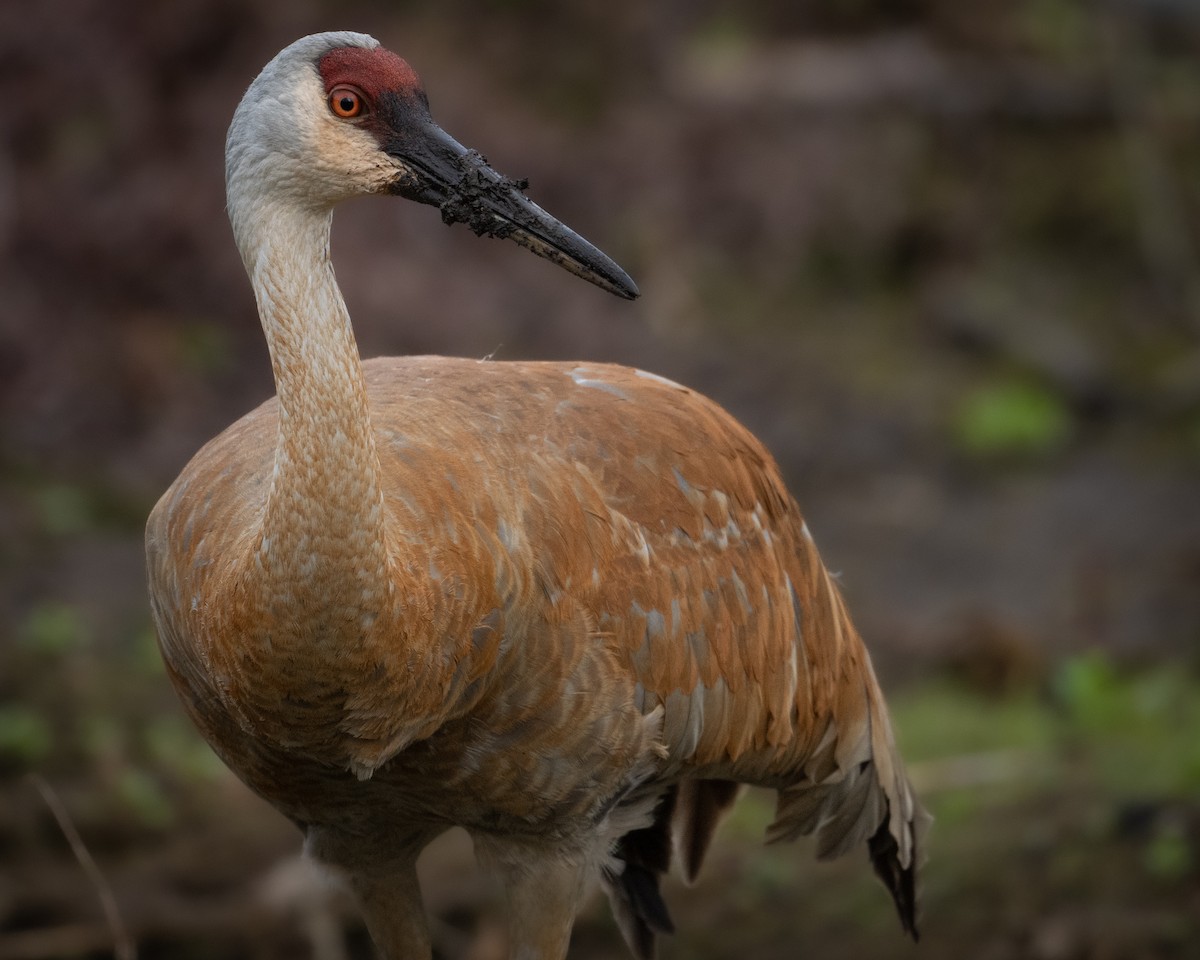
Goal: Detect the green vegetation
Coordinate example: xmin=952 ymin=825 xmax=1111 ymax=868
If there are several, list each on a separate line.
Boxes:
xmin=1054 ymin=651 xmax=1200 ymax=796
xmin=953 ymin=377 xmax=1073 ymax=459
xmin=20 ymin=601 xmax=90 ymax=655
xmin=115 ymin=767 xmax=175 ymax=829
xmin=1019 ymin=0 xmax=1094 ymax=64
xmin=896 ymin=651 xmax=1200 ymax=802
xmin=0 ymin=704 xmax=54 ymax=767
xmin=33 ymin=482 xmax=97 ymax=537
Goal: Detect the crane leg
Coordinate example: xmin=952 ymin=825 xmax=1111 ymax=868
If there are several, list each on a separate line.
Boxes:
xmin=306 ymin=827 xmax=435 ymax=960
xmin=480 ymin=840 xmax=590 ymax=960
xmin=349 ymin=861 xmax=432 ymax=960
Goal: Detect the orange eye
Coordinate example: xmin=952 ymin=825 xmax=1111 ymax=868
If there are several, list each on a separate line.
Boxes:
xmin=329 ymin=85 xmax=365 ymax=119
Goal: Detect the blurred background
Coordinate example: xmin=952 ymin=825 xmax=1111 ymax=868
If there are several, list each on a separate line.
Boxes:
xmin=2 ymin=0 xmax=1199 ymax=957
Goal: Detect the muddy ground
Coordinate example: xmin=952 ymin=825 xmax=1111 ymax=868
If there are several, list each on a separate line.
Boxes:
xmin=1 ymin=1 xmax=1198 ymax=958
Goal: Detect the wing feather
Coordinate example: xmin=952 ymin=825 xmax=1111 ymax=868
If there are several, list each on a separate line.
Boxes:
xmin=360 ymin=358 xmax=925 ymax=930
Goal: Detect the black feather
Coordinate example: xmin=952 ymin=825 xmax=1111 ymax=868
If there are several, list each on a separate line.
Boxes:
xmin=604 ymin=788 xmax=678 ymax=959
xmin=867 ymin=811 xmax=920 ymax=941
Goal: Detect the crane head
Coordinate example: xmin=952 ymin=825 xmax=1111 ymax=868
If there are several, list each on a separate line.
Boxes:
xmin=226 ymin=32 xmax=638 ymax=300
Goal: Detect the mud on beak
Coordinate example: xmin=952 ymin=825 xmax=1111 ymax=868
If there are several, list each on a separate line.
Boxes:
xmin=384 ymin=115 xmax=638 ymax=300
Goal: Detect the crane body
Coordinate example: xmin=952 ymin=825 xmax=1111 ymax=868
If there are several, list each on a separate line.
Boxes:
xmin=147 ymin=31 xmax=924 ymax=960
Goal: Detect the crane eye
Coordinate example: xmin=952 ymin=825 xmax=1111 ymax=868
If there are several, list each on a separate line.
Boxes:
xmin=329 ymin=85 xmax=366 ymax=119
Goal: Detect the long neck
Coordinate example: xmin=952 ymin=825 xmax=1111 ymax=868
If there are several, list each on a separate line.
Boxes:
xmin=237 ymin=200 xmax=393 ymax=629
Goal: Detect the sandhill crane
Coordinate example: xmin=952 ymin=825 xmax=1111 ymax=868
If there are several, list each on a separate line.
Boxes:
xmin=146 ymin=31 xmax=925 ymax=960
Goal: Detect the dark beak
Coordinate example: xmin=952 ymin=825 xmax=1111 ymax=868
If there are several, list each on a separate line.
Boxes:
xmin=383 ymin=113 xmax=638 ymax=300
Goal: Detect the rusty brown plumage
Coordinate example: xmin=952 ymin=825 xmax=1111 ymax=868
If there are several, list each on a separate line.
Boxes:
xmin=147 ymin=31 xmax=925 ymax=960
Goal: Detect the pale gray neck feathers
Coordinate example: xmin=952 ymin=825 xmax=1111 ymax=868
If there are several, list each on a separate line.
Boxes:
xmin=230 ymin=136 xmax=393 ymax=631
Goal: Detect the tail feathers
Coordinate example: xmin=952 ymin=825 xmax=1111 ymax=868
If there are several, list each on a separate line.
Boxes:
xmin=603 ymin=860 xmax=676 ymax=960
xmin=766 ymin=673 xmax=927 ymax=939
xmin=675 ymin=779 xmax=742 ymax=882
xmin=770 ymin=772 xmax=924 ymax=940
xmin=605 ymin=778 xmax=745 ymax=958
xmin=766 ymin=760 xmax=884 ymax=859
xmin=603 ymin=788 xmax=678 ymax=960
xmin=869 ymin=812 xmax=921 ymax=940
